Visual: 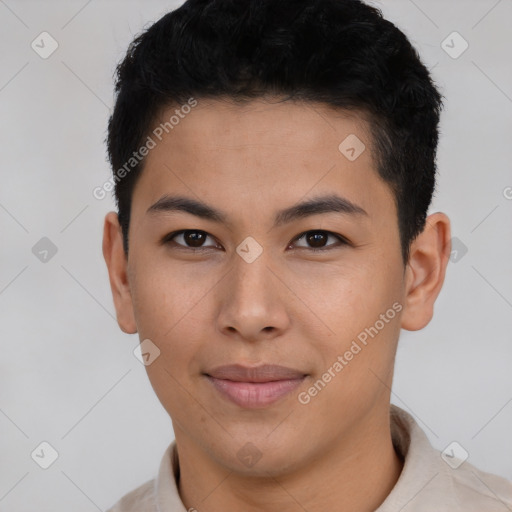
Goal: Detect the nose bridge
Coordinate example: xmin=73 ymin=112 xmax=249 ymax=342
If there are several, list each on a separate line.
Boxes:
xmin=230 ymin=246 xmax=275 ymax=309
xmin=217 ymin=244 xmax=288 ymax=338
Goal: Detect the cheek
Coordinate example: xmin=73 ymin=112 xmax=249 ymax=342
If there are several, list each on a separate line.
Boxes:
xmin=301 ymin=262 xmax=385 ymax=335
xmin=129 ymin=268 xmax=208 ymax=406
xmin=130 ymin=254 xmax=215 ymax=338
xmin=306 ymin=255 xmax=403 ymax=376
xmin=304 ymin=299 xmax=401 ymax=424
xmin=133 ymin=267 xmax=207 ymax=417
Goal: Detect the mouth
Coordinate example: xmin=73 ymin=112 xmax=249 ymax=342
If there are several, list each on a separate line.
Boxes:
xmin=203 ymin=364 xmax=308 ymax=409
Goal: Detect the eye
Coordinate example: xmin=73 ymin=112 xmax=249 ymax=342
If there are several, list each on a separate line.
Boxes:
xmin=290 ymin=230 xmax=349 ymax=252
xmin=162 ymin=230 xmax=220 ymax=250
xmin=162 ymin=229 xmax=349 ymax=252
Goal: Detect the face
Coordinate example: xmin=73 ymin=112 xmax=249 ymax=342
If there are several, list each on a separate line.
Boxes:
xmin=103 ymin=98 xmax=447 ymax=476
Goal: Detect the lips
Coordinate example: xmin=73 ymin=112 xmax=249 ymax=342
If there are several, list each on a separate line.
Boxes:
xmin=206 ymin=364 xmax=307 ymax=382
xmin=204 ymin=364 xmax=308 ymax=408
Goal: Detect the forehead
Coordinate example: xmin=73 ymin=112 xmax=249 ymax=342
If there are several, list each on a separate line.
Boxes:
xmin=131 ymin=98 xmax=396 ymax=227
xmin=153 ymin=97 xmax=373 ymax=153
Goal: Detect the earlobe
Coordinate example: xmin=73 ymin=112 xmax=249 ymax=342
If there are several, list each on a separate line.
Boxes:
xmin=102 ymin=211 xmax=138 ymax=334
xmin=400 ymin=212 xmax=451 ymax=331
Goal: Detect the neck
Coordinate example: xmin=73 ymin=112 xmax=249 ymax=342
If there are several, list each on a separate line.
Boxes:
xmin=174 ymin=405 xmax=403 ymax=512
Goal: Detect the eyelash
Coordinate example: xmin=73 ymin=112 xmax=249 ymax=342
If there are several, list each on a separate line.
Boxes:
xmin=161 ymin=229 xmax=349 ymax=253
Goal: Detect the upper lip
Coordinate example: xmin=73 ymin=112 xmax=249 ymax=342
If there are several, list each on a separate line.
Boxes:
xmin=205 ymin=364 xmax=307 ymax=382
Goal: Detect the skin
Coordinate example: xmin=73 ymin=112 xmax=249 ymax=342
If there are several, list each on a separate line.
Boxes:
xmin=103 ymin=97 xmax=451 ymax=512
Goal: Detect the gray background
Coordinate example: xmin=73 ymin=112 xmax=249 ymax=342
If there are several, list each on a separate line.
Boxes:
xmin=1 ymin=0 xmax=511 ymax=510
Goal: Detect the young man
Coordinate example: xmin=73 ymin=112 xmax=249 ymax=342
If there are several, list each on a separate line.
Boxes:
xmin=102 ymin=0 xmax=512 ymax=510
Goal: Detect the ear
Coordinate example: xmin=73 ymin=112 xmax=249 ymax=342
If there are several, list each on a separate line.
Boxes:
xmin=401 ymin=212 xmax=451 ymax=331
xmin=102 ymin=211 xmax=138 ymax=334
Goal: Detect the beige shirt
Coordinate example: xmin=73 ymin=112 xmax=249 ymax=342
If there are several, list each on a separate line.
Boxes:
xmin=106 ymin=405 xmax=512 ymax=511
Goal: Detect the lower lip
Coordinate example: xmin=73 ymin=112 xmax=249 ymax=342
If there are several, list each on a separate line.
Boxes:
xmin=205 ymin=375 xmax=306 ymax=408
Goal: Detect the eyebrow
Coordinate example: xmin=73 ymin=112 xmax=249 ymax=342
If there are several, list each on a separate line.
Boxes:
xmin=146 ymin=193 xmax=368 ymax=227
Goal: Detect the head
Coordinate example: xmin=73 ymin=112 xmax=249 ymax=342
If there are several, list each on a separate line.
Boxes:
xmin=103 ymin=0 xmax=450 ymax=477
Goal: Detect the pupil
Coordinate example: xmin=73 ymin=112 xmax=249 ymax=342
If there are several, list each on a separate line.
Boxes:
xmin=186 ymin=231 xmax=204 ymax=247
xmin=308 ymin=232 xmax=326 ymax=248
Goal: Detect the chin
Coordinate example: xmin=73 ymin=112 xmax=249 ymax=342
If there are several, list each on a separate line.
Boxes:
xmin=214 ymin=437 xmax=306 ymax=478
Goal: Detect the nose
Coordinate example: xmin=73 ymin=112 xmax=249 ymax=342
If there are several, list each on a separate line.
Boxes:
xmin=215 ymin=249 xmax=291 ymax=343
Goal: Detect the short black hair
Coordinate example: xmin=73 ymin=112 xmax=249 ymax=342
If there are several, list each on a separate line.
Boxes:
xmin=106 ymin=0 xmax=443 ymax=265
